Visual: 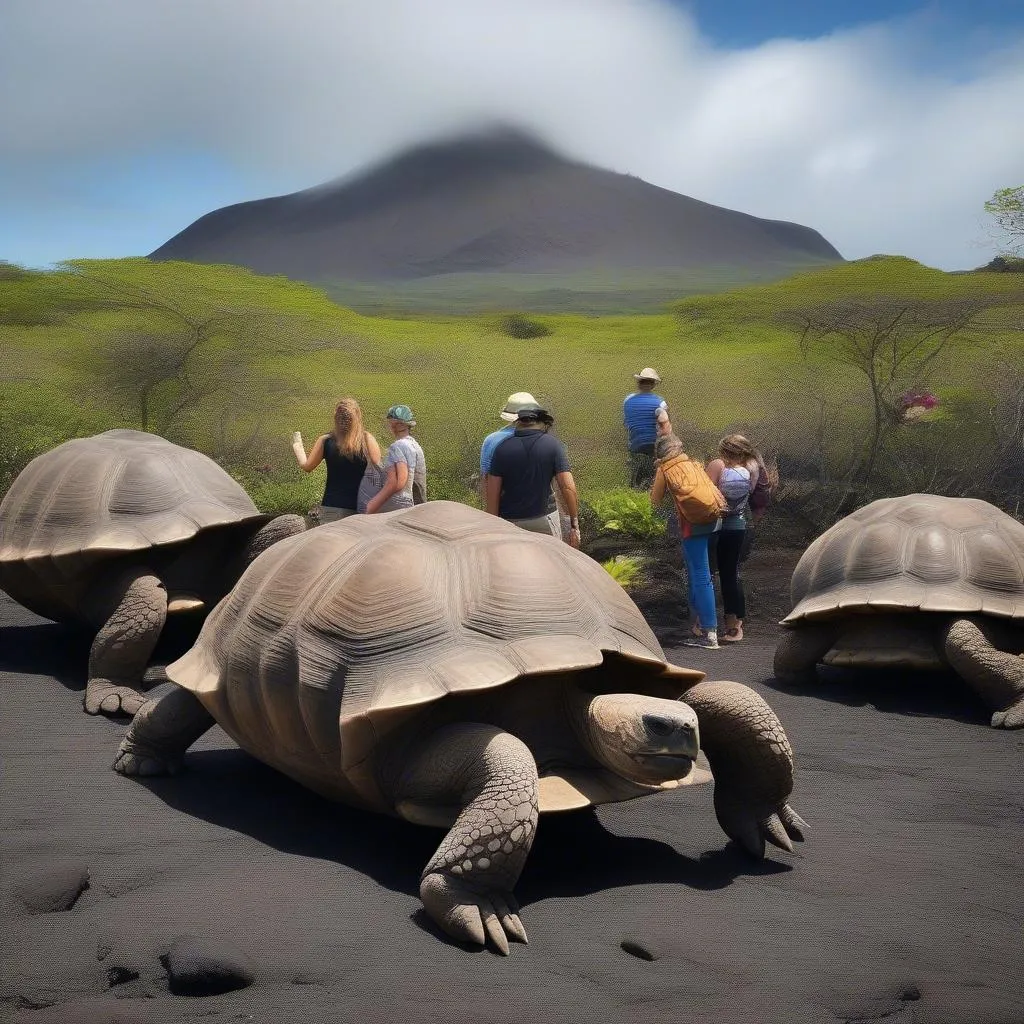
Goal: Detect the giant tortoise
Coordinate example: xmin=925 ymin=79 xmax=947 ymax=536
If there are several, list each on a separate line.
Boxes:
xmin=774 ymin=493 xmax=1024 ymax=728
xmin=0 ymin=429 xmax=304 ymax=716
xmin=114 ymin=500 xmax=805 ymax=954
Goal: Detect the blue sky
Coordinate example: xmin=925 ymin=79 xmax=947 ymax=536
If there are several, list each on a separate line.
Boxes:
xmin=1 ymin=0 xmax=1022 ymax=273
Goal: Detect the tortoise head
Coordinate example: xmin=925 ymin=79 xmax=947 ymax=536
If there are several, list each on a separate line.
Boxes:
xmin=568 ymin=689 xmax=700 ymax=786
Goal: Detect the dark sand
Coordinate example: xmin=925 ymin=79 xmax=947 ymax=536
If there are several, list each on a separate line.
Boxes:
xmin=2 ymin=547 xmax=1023 ymax=1024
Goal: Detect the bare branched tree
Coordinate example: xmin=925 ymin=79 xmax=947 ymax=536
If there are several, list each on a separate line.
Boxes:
xmin=774 ymin=297 xmax=988 ymax=483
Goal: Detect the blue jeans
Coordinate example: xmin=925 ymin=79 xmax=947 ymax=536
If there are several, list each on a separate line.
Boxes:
xmin=681 ymin=536 xmax=717 ymax=631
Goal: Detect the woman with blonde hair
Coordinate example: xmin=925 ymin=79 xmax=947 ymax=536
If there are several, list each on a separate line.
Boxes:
xmin=706 ymin=433 xmax=759 ymax=641
xmin=291 ymin=398 xmax=383 ymax=524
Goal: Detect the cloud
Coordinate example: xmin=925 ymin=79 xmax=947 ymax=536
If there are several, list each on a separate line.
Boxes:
xmin=1 ymin=0 xmax=1022 ymax=269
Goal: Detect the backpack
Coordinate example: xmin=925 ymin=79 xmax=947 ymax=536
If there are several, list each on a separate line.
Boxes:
xmin=749 ymin=455 xmax=773 ymax=512
xmin=718 ymin=465 xmax=751 ymax=515
xmin=658 ymin=454 xmax=728 ymax=525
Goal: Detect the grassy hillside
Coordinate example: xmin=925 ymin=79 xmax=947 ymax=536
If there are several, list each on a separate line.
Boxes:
xmin=320 ymin=260 xmax=835 ymax=315
xmin=2 ymin=256 xmax=1022 ymax=532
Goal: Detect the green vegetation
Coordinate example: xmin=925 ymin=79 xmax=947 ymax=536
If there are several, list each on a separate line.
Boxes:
xmin=985 ymin=185 xmax=1024 ymax=259
xmin=587 ymin=489 xmax=666 ymax=541
xmin=2 ymin=255 xmax=1022 ymax=541
xmin=319 ymin=261 xmax=834 ymax=315
xmin=601 ymin=555 xmax=646 ymax=590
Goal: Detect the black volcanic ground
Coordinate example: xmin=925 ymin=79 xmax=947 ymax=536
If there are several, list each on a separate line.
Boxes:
xmin=148 ymin=128 xmax=843 ymax=282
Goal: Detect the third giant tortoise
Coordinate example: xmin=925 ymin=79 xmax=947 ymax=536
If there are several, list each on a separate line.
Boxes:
xmin=774 ymin=493 xmax=1024 ymax=728
xmin=115 ymin=501 xmax=805 ymax=954
xmin=0 ymin=429 xmax=304 ymax=716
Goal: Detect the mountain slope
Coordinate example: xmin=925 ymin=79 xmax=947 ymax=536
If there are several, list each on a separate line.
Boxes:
xmin=149 ymin=127 xmax=843 ymax=283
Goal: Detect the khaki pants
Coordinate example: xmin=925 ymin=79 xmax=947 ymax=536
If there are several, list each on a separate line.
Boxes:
xmin=507 ymin=511 xmax=561 ymax=538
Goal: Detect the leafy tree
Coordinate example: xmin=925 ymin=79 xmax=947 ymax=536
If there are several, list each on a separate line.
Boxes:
xmin=984 ymin=185 xmax=1024 ymax=258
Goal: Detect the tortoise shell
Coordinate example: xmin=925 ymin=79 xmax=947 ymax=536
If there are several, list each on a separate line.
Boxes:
xmin=166 ymin=501 xmax=704 ymax=812
xmin=783 ymin=493 xmax=1024 ymax=624
xmin=0 ymin=429 xmax=271 ymax=621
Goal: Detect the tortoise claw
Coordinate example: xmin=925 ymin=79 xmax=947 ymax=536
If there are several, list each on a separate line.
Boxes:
xmin=420 ymin=872 xmax=527 ymax=955
xmin=85 ymin=681 xmax=147 ymax=718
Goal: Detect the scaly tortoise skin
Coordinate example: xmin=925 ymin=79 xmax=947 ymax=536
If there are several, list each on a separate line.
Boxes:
xmin=115 ymin=500 xmax=805 ymax=954
xmin=0 ymin=429 xmax=304 ymax=716
xmin=774 ymin=493 xmax=1024 ymax=728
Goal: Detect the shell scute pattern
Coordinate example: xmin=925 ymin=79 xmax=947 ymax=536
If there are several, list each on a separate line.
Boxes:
xmin=784 ymin=494 xmax=1024 ymax=623
xmin=0 ymin=430 xmax=266 ymax=569
xmin=166 ymin=502 xmax=683 ymax=802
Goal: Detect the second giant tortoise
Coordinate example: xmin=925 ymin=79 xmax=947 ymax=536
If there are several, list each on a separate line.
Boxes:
xmin=115 ymin=501 xmax=806 ymax=954
xmin=0 ymin=429 xmax=304 ymax=716
xmin=774 ymin=493 xmax=1024 ymax=728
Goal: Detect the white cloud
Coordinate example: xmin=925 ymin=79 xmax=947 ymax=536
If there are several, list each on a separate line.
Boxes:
xmin=1 ymin=0 xmax=1022 ymax=268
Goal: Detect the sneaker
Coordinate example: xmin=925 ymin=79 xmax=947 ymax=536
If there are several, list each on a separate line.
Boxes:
xmin=683 ymin=630 xmax=719 ymax=649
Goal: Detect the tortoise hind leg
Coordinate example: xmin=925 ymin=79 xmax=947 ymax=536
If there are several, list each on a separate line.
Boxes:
xmin=85 ymin=570 xmax=167 ymax=717
xmin=392 ymin=723 xmax=538 ymax=956
xmin=113 ymin=685 xmax=215 ymax=776
xmin=941 ymin=617 xmax=1024 ymax=729
xmin=773 ymin=622 xmax=841 ymax=684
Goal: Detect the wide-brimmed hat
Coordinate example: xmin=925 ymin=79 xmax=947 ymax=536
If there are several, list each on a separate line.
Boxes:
xmin=634 ymin=367 xmax=661 ymax=382
xmin=386 ymin=404 xmax=416 ymax=425
xmin=500 ymin=392 xmax=538 ymax=422
xmin=514 ymin=402 xmax=554 ymax=425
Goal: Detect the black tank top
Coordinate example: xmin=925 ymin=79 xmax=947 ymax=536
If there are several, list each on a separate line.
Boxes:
xmin=322 ymin=435 xmax=368 ymax=510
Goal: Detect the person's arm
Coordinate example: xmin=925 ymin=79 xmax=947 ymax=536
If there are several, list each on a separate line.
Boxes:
xmin=554 ymin=471 xmax=580 ymax=548
xmin=364 ymin=460 xmax=409 ymax=513
xmin=365 ymin=432 xmax=382 ymax=465
xmin=650 ymin=466 xmax=666 ymax=506
xmin=485 ymin=474 xmax=503 ymax=516
xmin=705 ymin=457 xmax=725 ymax=485
xmin=292 ymin=432 xmax=327 ymax=472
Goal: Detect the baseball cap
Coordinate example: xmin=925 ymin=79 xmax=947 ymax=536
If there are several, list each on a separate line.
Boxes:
xmin=386 ymin=404 xmax=416 ymax=425
xmin=634 ymin=367 xmax=661 ymax=382
xmin=500 ymin=392 xmax=538 ymax=422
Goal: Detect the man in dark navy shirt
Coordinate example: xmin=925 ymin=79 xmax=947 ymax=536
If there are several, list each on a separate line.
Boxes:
xmin=485 ymin=404 xmax=580 ymax=548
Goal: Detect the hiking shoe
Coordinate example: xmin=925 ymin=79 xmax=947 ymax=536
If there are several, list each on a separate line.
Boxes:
xmin=683 ymin=630 xmax=719 ymax=649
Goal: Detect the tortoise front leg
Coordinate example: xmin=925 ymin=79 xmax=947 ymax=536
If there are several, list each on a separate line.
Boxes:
xmin=393 ymin=723 xmax=538 ymax=955
xmin=773 ymin=621 xmax=841 ymax=684
xmin=85 ymin=570 xmax=167 ymax=717
xmin=683 ymin=680 xmax=807 ymax=858
xmin=941 ymin=617 xmax=1024 ymax=729
xmin=113 ymin=685 xmax=216 ymax=776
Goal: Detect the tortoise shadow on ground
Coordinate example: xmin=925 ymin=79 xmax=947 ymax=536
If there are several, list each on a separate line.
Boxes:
xmin=135 ymin=745 xmax=790 ymax=911
xmin=0 ymin=614 xmax=205 ymax=695
xmin=760 ymin=665 xmax=992 ymax=727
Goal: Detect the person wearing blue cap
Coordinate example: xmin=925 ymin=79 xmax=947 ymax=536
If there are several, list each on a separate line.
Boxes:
xmin=363 ymin=404 xmax=427 ymax=514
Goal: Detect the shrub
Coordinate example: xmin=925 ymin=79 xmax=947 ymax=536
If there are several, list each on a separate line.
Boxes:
xmin=497 ymin=313 xmax=551 ymax=339
xmin=601 ymin=554 xmax=645 ymax=590
xmin=587 ymin=489 xmax=666 ymax=541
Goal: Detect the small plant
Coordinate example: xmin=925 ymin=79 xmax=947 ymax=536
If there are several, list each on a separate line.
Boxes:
xmin=237 ymin=474 xmax=322 ymax=517
xmin=601 ymin=554 xmax=645 ymax=590
xmin=497 ymin=313 xmax=551 ymax=339
xmin=588 ymin=488 xmax=666 ymax=541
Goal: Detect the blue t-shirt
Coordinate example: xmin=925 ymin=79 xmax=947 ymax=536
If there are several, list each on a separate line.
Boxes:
xmin=480 ymin=425 xmax=516 ymax=474
xmin=623 ymin=392 xmax=668 ymax=450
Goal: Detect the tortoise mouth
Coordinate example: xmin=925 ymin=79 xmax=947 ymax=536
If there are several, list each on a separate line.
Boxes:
xmin=633 ymin=753 xmax=696 ymax=778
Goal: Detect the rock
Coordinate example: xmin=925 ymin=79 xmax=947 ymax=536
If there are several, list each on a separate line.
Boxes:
xmin=10 ymin=864 xmax=89 ymax=914
xmin=161 ymin=935 xmax=254 ymax=996
xmin=620 ymin=936 xmax=659 ymax=961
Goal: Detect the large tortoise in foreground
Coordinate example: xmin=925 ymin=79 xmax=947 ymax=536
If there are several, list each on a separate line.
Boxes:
xmin=116 ymin=501 xmax=806 ymax=954
xmin=0 ymin=430 xmax=304 ymax=716
xmin=775 ymin=493 xmax=1024 ymax=728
